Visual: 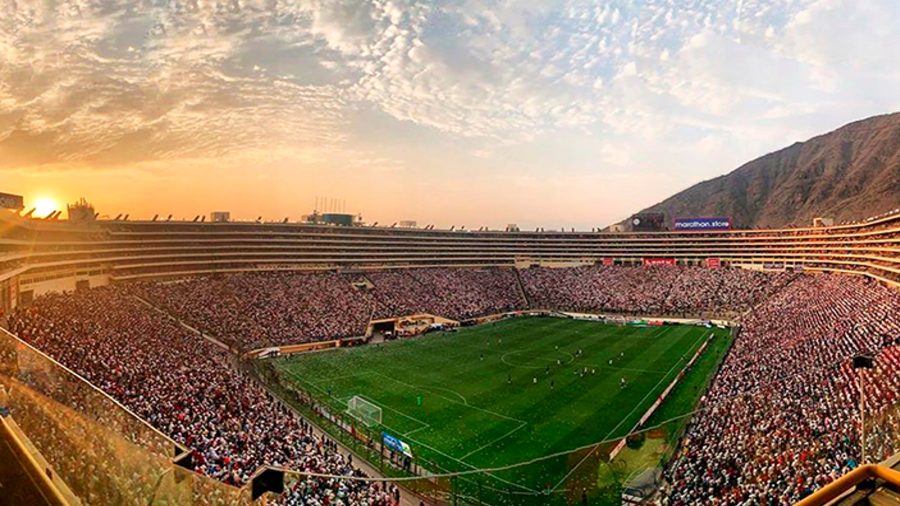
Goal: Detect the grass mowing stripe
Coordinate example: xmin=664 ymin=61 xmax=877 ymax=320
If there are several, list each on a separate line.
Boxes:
xmin=549 ymin=330 xmax=709 ymax=492
xmin=459 ymin=421 xmax=528 ymax=461
xmin=373 ymin=372 xmax=526 ymax=424
xmin=273 ymin=317 xmax=730 ymax=504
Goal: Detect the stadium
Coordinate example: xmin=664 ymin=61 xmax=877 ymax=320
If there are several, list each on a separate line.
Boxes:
xmin=3 ymin=201 xmax=900 ymax=506
xmin=6 ymin=1 xmax=900 ymax=504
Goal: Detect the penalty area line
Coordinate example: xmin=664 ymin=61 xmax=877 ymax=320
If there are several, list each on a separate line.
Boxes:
xmin=355 ymin=394 xmax=431 ymax=428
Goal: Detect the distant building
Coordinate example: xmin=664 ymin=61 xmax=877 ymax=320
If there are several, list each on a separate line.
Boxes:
xmin=505 ymin=224 xmax=520 ymax=232
xmin=399 ymin=220 xmax=417 ymax=229
xmin=813 ymin=217 xmax=834 ymax=227
xmin=67 ymin=198 xmax=96 ymax=223
xmin=302 ymin=211 xmax=360 ymax=227
xmin=210 ymin=211 xmax=231 ymax=223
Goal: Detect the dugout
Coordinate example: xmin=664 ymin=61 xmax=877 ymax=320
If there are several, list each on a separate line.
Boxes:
xmin=371 ymin=319 xmax=396 ymax=335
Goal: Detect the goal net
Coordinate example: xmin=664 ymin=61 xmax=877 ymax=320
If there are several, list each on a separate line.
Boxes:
xmin=347 ymin=396 xmax=382 ymax=427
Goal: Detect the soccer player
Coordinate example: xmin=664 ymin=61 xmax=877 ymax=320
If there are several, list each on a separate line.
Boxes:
xmin=533 ymin=377 xmax=537 ymax=384
xmin=620 ymin=377 xmax=627 ymax=389
xmin=480 ymin=353 xmax=484 ymax=361
xmin=546 ymin=366 xmax=550 ymax=375
xmin=550 ymin=380 xmax=554 ymax=389
xmin=507 ymin=374 xmax=511 ymax=384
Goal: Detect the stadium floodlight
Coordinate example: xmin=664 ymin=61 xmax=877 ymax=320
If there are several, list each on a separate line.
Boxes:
xmin=347 ymin=396 xmax=382 ymax=428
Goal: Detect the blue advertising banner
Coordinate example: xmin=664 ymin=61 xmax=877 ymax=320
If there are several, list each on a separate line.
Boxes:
xmin=382 ymin=432 xmax=413 ymax=457
xmin=673 ymin=217 xmax=732 ymax=231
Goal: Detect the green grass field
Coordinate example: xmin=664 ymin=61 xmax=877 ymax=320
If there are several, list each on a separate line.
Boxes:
xmin=273 ymin=317 xmax=731 ymax=504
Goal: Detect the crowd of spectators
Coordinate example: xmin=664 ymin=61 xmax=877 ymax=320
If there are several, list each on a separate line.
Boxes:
xmin=134 ymin=272 xmax=375 ymax=350
xmin=135 ymin=268 xmax=526 ymax=350
xmin=520 ymin=265 xmax=796 ymax=315
xmin=364 ymin=268 xmax=524 ymax=320
xmin=14 ymin=265 xmax=900 ymax=505
xmin=6 ymin=288 xmax=399 ymax=506
xmin=663 ymin=274 xmax=900 ymax=505
xmin=128 ymin=266 xmax=806 ymax=351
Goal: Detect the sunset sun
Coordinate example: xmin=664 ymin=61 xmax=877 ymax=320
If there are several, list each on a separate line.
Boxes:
xmin=33 ymin=198 xmax=58 ymax=218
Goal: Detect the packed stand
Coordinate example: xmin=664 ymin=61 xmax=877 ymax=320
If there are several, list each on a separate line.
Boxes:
xmin=663 ymin=274 xmax=900 ymax=505
xmin=365 ymin=268 xmax=525 ymax=320
xmin=134 ymin=272 xmax=375 ymax=350
xmin=521 ymin=265 xmax=796 ymax=316
xmin=6 ymin=288 xmax=398 ymax=506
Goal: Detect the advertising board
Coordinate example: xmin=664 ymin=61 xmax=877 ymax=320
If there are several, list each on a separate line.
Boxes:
xmin=643 ymin=258 xmax=676 ymax=266
xmin=673 ymin=217 xmax=732 ymax=231
xmin=382 ymin=432 xmax=412 ymax=457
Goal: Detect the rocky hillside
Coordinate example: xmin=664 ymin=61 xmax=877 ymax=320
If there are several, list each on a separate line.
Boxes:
xmin=635 ymin=112 xmax=900 ymax=229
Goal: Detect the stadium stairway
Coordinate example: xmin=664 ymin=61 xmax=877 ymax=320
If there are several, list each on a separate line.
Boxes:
xmin=513 ymin=268 xmax=532 ymax=308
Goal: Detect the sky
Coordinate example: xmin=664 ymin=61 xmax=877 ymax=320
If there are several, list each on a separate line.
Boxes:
xmin=2 ymin=0 xmax=900 ymax=229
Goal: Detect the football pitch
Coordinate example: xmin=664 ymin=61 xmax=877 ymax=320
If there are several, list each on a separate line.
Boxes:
xmin=273 ymin=317 xmax=731 ymax=503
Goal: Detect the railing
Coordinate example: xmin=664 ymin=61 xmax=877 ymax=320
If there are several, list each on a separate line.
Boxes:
xmin=794 ymin=465 xmax=900 ymax=506
xmin=0 ymin=327 xmax=256 ymax=505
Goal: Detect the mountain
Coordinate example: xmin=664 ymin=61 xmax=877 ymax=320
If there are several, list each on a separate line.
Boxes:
xmin=634 ymin=112 xmax=900 ymax=229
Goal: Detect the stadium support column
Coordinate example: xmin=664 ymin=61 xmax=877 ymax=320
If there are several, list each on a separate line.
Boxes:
xmin=853 ymin=354 xmax=876 ymax=464
xmin=861 ymin=369 xmax=866 ymax=464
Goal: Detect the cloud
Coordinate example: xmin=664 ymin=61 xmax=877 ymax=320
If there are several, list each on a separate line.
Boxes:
xmin=0 ymin=0 xmax=348 ymax=168
xmin=3 ymin=0 xmax=900 ymax=229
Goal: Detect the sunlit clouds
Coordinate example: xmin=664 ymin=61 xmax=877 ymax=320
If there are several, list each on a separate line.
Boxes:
xmin=2 ymin=0 xmax=900 ymax=228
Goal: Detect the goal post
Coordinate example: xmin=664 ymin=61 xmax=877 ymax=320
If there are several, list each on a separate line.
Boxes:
xmin=347 ymin=396 xmax=383 ymax=427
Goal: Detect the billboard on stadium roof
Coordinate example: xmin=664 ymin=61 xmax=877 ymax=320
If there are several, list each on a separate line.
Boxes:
xmin=630 ymin=212 xmax=666 ymax=232
xmin=0 ymin=192 xmax=24 ymax=210
xmin=673 ymin=217 xmax=732 ymax=231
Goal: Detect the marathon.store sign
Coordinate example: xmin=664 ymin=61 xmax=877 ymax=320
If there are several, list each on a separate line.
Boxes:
xmin=673 ymin=217 xmax=732 ymax=231
xmin=643 ymin=257 xmax=676 ymax=266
